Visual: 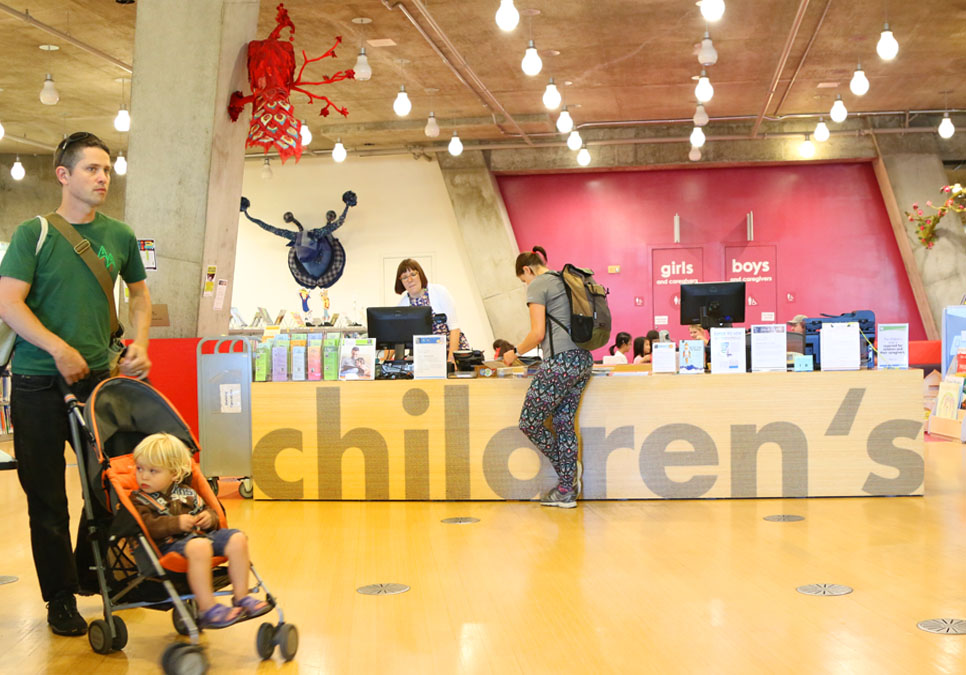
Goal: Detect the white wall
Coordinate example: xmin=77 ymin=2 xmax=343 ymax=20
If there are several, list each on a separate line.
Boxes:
xmin=234 ymin=154 xmax=494 ymax=352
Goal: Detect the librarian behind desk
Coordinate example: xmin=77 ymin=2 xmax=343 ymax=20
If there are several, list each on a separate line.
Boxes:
xmin=249 ymin=369 xmax=924 ymax=501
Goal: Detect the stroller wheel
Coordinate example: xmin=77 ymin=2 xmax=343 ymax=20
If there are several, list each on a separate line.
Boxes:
xmin=239 ymin=478 xmax=254 ymax=499
xmin=111 ymin=615 xmax=128 ymax=650
xmin=88 ymin=619 xmax=113 ymax=654
xmin=275 ymin=622 xmax=299 ymax=661
xmin=255 ymin=622 xmax=275 ymax=659
xmin=172 ymin=599 xmax=198 ymax=636
xmin=162 ymin=642 xmax=209 ymax=675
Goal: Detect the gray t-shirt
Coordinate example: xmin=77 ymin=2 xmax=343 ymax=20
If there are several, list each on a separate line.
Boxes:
xmin=527 ymin=272 xmax=579 ymax=356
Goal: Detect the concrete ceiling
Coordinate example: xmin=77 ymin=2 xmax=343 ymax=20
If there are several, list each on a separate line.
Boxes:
xmin=0 ymin=0 xmax=963 ymax=158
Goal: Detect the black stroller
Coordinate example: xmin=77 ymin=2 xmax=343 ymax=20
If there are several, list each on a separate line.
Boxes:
xmin=64 ymin=376 xmax=298 ymax=674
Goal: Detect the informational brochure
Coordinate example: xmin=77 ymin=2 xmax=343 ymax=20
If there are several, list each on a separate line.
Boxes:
xmin=651 ymin=342 xmax=677 ymax=373
xmin=339 ymin=338 xmax=376 ymax=381
xmin=710 ymin=327 xmax=746 ymax=374
xmin=678 ymin=340 xmax=705 ymax=373
xmin=877 ymin=323 xmax=909 ymax=369
xmin=820 ymin=321 xmax=860 ymax=371
xmin=750 ymin=324 xmax=786 ymax=372
xmin=413 ymin=334 xmax=447 ymax=379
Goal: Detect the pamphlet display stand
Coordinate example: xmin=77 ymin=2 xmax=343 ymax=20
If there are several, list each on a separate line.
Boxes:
xmin=926 ymin=410 xmax=966 ymax=442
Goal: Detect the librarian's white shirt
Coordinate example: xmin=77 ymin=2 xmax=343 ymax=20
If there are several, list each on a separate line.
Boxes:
xmin=397 ymin=283 xmax=460 ymax=330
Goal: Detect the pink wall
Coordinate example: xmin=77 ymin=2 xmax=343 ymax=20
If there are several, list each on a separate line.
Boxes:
xmin=497 ymin=162 xmax=925 ymax=356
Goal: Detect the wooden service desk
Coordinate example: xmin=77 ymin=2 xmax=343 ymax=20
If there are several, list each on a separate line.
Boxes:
xmin=250 ymin=369 xmax=924 ymax=501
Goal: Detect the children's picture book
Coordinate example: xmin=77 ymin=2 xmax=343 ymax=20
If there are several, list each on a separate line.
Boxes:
xmin=935 ymin=377 xmax=963 ymax=419
xmin=678 ymin=340 xmax=705 ymax=373
xmin=339 ymin=338 xmax=376 ymax=381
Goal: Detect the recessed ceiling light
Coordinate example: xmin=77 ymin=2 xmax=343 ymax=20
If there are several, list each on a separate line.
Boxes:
xmin=424 ymin=87 xmax=440 ymax=95
xmin=394 ymin=58 xmax=411 ymax=65
xmin=691 ymin=75 xmax=700 ymax=81
xmin=519 ymin=8 xmax=541 ymax=16
xmin=817 ymin=82 xmax=839 ymax=88
xmin=39 ymin=44 xmax=60 ymax=51
xmin=351 ymin=17 xmax=373 ymax=24
xmin=114 ymin=76 xmax=131 ymax=84
xmin=570 ymin=103 xmax=582 ymax=108
xmin=540 ymin=49 xmax=560 ymax=57
xmin=367 ymin=38 xmax=396 ymax=47
xmin=563 ymin=80 xmax=573 ymax=86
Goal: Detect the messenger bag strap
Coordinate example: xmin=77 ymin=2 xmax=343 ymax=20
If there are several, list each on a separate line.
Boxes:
xmin=44 ymin=212 xmax=120 ymax=337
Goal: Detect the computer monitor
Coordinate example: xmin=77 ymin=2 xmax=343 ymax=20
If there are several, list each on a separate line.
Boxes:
xmin=680 ymin=281 xmax=746 ymax=328
xmin=366 ymin=306 xmax=433 ymax=358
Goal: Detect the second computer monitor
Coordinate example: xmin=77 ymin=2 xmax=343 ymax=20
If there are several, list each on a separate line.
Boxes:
xmin=680 ymin=281 xmax=746 ymax=328
xmin=366 ymin=306 xmax=433 ymax=358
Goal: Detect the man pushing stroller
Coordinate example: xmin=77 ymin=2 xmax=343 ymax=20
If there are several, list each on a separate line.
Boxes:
xmin=132 ymin=433 xmax=271 ymax=628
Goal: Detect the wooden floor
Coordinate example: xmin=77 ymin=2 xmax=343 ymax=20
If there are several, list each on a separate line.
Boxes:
xmin=1 ymin=442 xmax=965 ymax=674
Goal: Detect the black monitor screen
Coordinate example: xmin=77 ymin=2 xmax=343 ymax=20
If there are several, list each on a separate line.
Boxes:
xmin=366 ymin=306 xmax=433 ymax=355
xmin=680 ymin=281 xmax=746 ymax=328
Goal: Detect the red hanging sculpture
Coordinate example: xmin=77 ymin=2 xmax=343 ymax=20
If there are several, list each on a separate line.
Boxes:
xmin=228 ymin=3 xmax=354 ymax=163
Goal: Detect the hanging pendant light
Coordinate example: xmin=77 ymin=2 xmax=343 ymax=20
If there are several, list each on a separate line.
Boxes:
xmin=114 ymin=152 xmax=128 ymax=175
xmin=688 ymin=146 xmax=702 ymax=162
xmin=699 ymin=0 xmax=725 ymax=23
xmin=566 ymin=130 xmax=582 ymax=151
xmin=39 ymin=73 xmax=59 ymax=105
xmin=114 ymin=107 xmax=131 ymax=132
xmin=11 ymin=156 xmax=25 ymax=181
xmin=814 ymin=118 xmax=830 ymax=142
xmin=938 ymin=113 xmax=956 ymax=140
xmin=393 ymin=85 xmax=412 ymax=116
xmin=849 ymin=63 xmax=869 ymax=96
xmin=576 ymin=146 xmax=591 ymax=167
xmin=424 ymin=112 xmax=440 ymax=138
xmin=556 ymin=106 xmax=573 ymax=133
xmin=694 ymin=70 xmax=714 ymax=103
xmin=299 ymin=123 xmax=312 ymax=146
xmin=876 ymin=23 xmax=899 ymax=61
xmin=495 ymin=0 xmax=520 ymax=32
xmin=829 ymin=95 xmax=848 ymax=123
xmin=353 ymin=47 xmax=372 ymax=81
xmin=261 ymin=157 xmax=273 ymax=180
xmin=799 ymin=134 xmax=815 ymax=159
xmin=543 ymin=77 xmax=562 ymax=110
xmin=448 ymin=131 xmax=463 ymax=156
xmin=690 ymin=126 xmax=706 ymax=148
xmin=697 ymin=32 xmax=718 ymax=66
xmin=0 ymin=119 xmax=5 ymax=141
xmin=332 ymin=139 xmax=347 ymax=162
xmin=693 ymin=103 xmax=709 ymax=127
xmin=521 ymin=40 xmax=542 ymax=76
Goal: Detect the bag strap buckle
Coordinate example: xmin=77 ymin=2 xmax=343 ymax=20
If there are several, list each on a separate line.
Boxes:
xmin=73 ymin=239 xmax=91 ymax=255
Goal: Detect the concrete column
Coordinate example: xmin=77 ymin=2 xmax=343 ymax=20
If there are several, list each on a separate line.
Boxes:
xmin=436 ymin=151 xmax=529 ymax=345
xmin=124 ymin=0 xmax=258 ymax=338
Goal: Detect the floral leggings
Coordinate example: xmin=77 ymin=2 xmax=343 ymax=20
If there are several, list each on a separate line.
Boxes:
xmin=518 ymin=349 xmax=594 ymax=491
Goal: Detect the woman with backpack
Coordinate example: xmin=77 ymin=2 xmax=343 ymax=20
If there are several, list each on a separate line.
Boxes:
xmin=501 ymin=246 xmax=594 ymax=509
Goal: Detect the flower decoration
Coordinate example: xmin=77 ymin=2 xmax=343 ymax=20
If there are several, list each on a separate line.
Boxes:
xmin=906 ymin=184 xmax=965 ymax=248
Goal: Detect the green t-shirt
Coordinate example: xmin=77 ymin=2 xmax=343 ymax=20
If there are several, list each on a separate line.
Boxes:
xmin=0 ymin=212 xmax=147 ymax=375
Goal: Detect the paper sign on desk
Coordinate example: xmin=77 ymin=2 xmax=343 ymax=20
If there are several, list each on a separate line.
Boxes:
xmin=820 ymin=321 xmax=860 ymax=371
xmin=793 ymin=354 xmax=814 ymax=371
xmin=651 ymin=342 xmax=677 ymax=373
xmin=413 ymin=334 xmax=447 ymax=379
xmin=710 ymin=327 xmax=746 ymax=374
xmin=877 ymin=323 xmax=908 ymax=369
xmin=750 ymin=324 xmax=786 ymax=372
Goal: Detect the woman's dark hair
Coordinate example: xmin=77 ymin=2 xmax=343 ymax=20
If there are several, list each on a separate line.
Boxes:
xmin=394 ymin=258 xmax=429 ymax=294
xmin=609 ymin=331 xmax=631 ymax=355
xmin=493 ymin=339 xmax=516 ymax=357
xmin=633 ymin=336 xmax=646 ymax=359
xmin=514 ymin=246 xmax=548 ymax=276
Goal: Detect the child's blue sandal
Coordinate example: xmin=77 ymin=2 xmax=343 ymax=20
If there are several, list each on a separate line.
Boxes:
xmin=198 ymin=602 xmax=242 ymax=629
xmin=233 ymin=595 xmax=271 ymax=619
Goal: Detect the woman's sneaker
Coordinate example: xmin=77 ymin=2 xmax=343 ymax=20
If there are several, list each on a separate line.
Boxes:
xmin=540 ymin=486 xmax=577 ymax=508
xmin=47 ymin=591 xmax=87 ymax=636
xmin=574 ymin=460 xmax=583 ymax=497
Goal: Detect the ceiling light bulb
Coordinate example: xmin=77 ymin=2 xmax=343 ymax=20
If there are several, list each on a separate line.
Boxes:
xmin=543 ymin=78 xmax=562 ymax=110
xmin=814 ymin=118 xmax=830 ymax=142
xmin=424 ymin=112 xmax=440 ymax=138
xmin=830 ymin=96 xmax=847 ymax=123
xmin=353 ymin=48 xmax=372 ymax=81
xmin=0 ymin=119 xmax=4 ymax=141
xmin=938 ymin=114 xmax=955 ymax=140
xmin=114 ymin=106 xmax=131 ymax=132
xmin=693 ymin=103 xmax=709 ymax=127
xmin=261 ymin=157 xmax=273 ymax=180
xmin=556 ymin=106 xmax=574 ymax=133
xmin=876 ymin=24 xmax=899 ymax=61
xmin=697 ymin=33 xmax=718 ymax=66
xmin=495 ymin=0 xmax=520 ymax=32
xmin=114 ymin=152 xmax=127 ymax=175
xmin=849 ymin=63 xmax=869 ymax=96
xmin=567 ymin=130 xmax=582 ymax=151
xmin=11 ymin=156 xmax=25 ymax=181
xmin=688 ymin=146 xmax=702 ymax=161
xmin=800 ymin=135 xmax=815 ymax=159
xmin=39 ymin=73 xmax=59 ymax=105
xmin=694 ymin=71 xmax=714 ymax=103
xmin=576 ymin=146 xmax=591 ymax=167
xmin=393 ymin=86 xmax=412 ymax=116
xmin=448 ymin=132 xmax=463 ymax=156
xmin=699 ymin=0 xmax=725 ymax=22
xmin=521 ymin=40 xmax=543 ymax=76
xmin=300 ymin=122 xmax=312 ymax=146
xmin=690 ymin=126 xmax=706 ymax=148
xmin=332 ymin=139 xmax=347 ymax=162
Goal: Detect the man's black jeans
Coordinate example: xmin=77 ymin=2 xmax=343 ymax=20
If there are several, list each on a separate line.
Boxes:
xmin=12 ymin=371 xmax=108 ymax=601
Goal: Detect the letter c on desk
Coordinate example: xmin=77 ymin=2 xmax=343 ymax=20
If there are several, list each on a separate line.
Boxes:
xmin=252 ymin=428 xmax=304 ymax=499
